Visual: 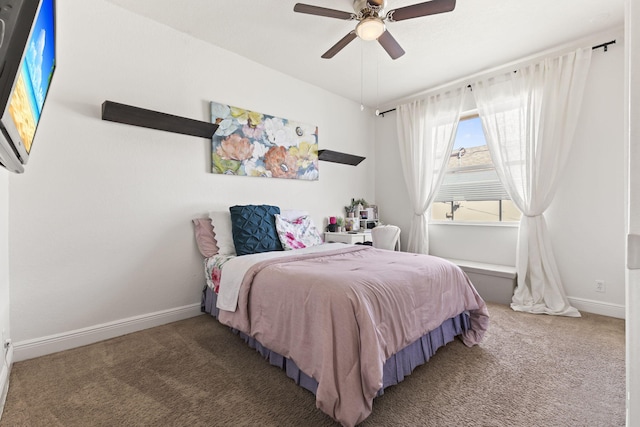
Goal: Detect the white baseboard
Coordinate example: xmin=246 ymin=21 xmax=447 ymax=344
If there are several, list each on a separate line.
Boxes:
xmin=0 ymin=344 xmax=14 ymax=421
xmin=13 ymin=303 xmax=203 ymax=362
xmin=7 ymin=296 xmax=623 ymax=364
xmin=568 ymin=296 xmax=625 ymax=319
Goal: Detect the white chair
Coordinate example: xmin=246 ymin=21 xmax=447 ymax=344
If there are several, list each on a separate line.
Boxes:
xmin=371 ymin=225 xmax=401 ymax=251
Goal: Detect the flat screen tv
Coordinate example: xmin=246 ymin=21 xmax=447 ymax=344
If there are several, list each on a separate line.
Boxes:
xmin=0 ymin=0 xmax=55 ymax=173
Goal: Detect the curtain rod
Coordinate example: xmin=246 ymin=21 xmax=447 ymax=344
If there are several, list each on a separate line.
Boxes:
xmin=377 ymin=39 xmax=616 ymax=118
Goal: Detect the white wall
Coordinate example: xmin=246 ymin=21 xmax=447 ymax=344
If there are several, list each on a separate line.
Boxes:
xmin=0 ymin=169 xmax=8 ymax=336
xmin=0 ymin=167 xmax=10 ymax=416
xmin=7 ymin=0 xmax=376 ymax=354
xmin=375 ymin=36 xmax=626 ymax=317
xmin=0 ymin=171 xmax=8 ymax=336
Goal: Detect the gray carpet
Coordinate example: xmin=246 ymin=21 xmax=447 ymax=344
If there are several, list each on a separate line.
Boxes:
xmin=0 ymin=303 xmax=625 ymax=426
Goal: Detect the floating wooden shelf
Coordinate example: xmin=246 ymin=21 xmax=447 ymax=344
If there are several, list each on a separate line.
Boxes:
xmin=318 ymin=149 xmax=365 ymax=166
xmin=101 ymin=101 xmax=219 ymax=138
xmin=101 ymin=102 xmax=364 ymax=167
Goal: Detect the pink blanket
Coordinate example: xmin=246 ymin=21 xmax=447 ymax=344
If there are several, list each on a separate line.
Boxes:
xmin=217 ymin=245 xmax=489 ymax=426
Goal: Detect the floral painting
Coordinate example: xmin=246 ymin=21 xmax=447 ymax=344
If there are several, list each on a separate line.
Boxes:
xmin=210 ymin=101 xmax=319 ymax=180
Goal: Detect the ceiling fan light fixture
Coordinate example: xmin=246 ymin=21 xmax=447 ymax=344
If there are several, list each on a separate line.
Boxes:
xmin=355 ymin=17 xmax=385 ymax=40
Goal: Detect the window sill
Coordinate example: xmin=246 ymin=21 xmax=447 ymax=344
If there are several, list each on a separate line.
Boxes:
xmin=429 ymin=221 xmax=519 ymax=228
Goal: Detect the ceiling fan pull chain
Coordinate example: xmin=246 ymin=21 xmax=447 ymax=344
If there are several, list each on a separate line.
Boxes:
xmin=375 ymin=58 xmax=380 ymax=116
xmin=360 ymin=42 xmax=365 ymax=111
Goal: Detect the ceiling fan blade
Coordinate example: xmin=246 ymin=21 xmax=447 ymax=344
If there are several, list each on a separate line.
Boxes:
xmin=293 ymin=3 xmax=355 ymax=20
xmin=377 ymin=30 xmax=405 ymax=60
xmin=386 ymin=0 xmax=456 ymax=22
xmin=321 ymin=31 xmax=357 ymax=59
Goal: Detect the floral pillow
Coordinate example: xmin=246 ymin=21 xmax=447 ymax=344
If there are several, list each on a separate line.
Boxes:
xmin=205 ymin=254 xmax=235 ymax=294
xmin=274 ymin=214 xmax=323 ymax=250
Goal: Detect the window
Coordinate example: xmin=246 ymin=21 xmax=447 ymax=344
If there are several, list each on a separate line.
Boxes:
xmin=431 ymin=113 xmax=521 ymax=223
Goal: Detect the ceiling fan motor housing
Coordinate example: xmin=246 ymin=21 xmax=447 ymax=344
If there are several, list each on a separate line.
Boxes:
xmin=353 ymin=0 xmax=387 ymax=16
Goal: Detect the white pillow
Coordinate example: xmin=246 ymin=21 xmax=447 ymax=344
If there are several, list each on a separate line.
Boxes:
xmin=209 ymin=211 xmax=236 ymax=255
xmin=280 ymin=209 xmax=309 ymax=221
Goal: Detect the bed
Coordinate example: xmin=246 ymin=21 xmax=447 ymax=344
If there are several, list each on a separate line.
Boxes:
xmin=193 ymin=206 xmax=489 ymax=427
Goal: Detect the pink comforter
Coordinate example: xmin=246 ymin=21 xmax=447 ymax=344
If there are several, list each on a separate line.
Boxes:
xmin=217 ymin=245 xmax=489 ymax=426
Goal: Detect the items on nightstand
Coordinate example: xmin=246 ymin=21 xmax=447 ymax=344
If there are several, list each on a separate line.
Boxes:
xmin=345 ymin=217 xmax=359 ymax=232
xmin=360 ymin=205 xmax=379 ymax=230
xmin=327 ymin=216 xmax=337 ymax=232
xmin=345 ymin=198 xmax=368 ymax=218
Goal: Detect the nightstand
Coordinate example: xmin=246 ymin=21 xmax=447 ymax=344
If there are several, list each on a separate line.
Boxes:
xmin=324 ymin=232 xmax=368 ymax=244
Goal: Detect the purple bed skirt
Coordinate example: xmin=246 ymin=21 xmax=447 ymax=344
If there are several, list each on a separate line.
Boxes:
xmin=202 ymin=286 xmax=470 ymax=396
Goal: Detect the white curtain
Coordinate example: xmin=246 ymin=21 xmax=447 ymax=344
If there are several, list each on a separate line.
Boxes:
xmin=396 ymin=88 xmax=466 ymax=254
xmin=472 ymin=47 xmax=592 ymax=317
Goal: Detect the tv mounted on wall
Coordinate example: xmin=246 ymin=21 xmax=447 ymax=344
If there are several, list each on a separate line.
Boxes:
xmin=0 ymin=0 xmax=55 ymax=173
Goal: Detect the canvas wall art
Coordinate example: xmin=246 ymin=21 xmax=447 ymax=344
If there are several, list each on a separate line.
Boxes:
xmin=210 ymin=101 xmax=319 ymax=180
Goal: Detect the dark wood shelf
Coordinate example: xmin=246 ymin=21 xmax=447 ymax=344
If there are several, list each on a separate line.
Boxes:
xmin=318 ymin=149 xmax=365 ymax=166
xmin=101 ymin=101 xmax=219 ymax=139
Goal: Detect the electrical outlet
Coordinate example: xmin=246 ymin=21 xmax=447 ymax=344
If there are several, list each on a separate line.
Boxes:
xmin=595 ymin=280 xmax=606 ymax=293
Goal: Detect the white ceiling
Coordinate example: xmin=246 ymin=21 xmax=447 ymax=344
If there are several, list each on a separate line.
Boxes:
xmin=107 ymin=0 xmax=624 ymax=109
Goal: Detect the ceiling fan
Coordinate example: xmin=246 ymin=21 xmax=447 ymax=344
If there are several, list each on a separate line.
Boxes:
xmin=293 ymin=0 xmax=456 ymax=60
